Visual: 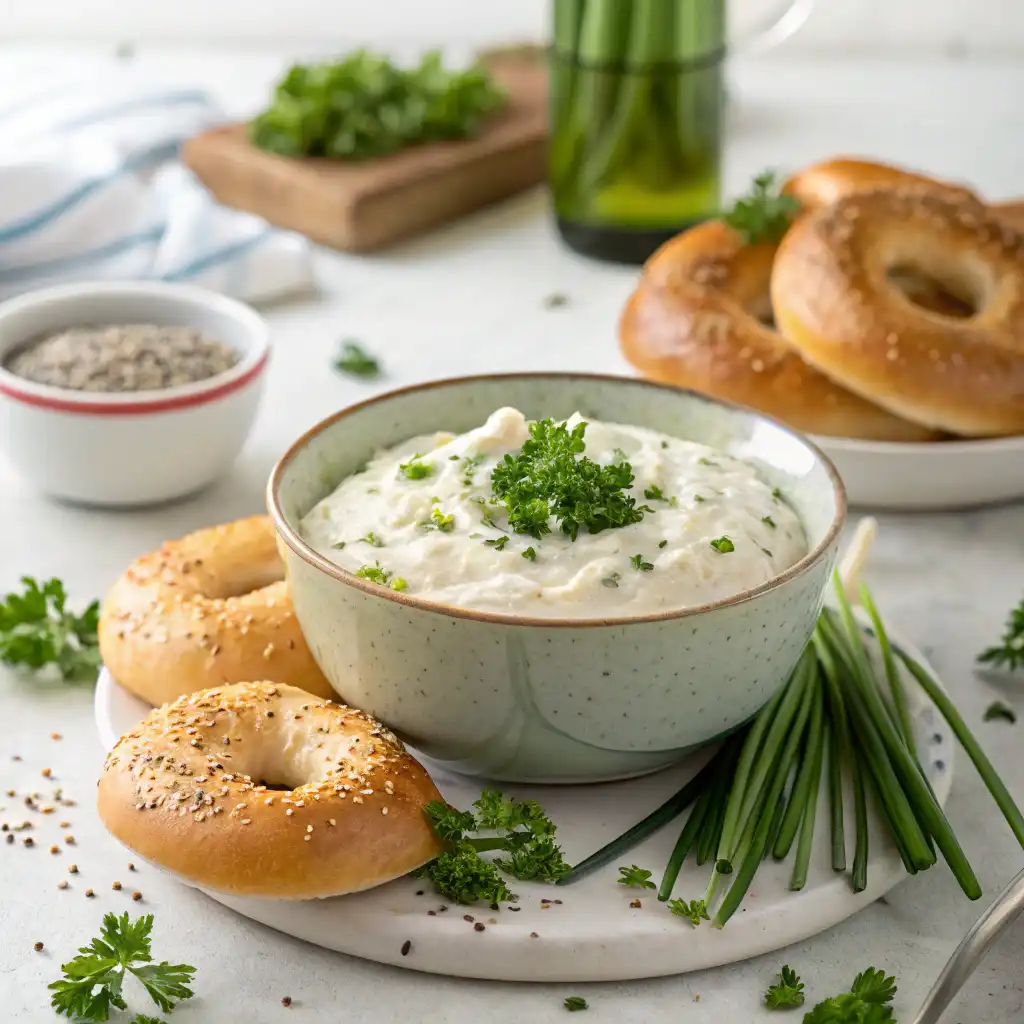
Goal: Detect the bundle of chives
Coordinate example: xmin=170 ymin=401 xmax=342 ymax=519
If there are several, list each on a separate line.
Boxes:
xmin=558 ymin=572 xmax=1024 ymax=929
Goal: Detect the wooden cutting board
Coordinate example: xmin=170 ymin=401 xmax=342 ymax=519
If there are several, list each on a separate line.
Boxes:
xmin=182 ymin=51 xmax=548 ymax=254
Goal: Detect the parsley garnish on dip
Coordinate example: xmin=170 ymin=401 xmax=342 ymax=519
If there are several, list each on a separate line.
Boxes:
xmin=299 ymin=408 xmax=807 ymax=617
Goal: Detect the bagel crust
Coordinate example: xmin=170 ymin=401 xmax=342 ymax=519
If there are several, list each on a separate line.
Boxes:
xmin=99 ymin=516 xmax=334 ymax=707
xmin=619 ymin=220 xmax=941 ymax=441
xmin=771 ymin=190 xmax=1024 ymax=437
xmin=98 ymin=683 xmax=444 ymax=898
xmin=782 ymin=156 xmax=980 ymax=210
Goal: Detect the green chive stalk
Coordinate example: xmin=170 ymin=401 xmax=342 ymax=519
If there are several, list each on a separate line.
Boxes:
xmin=550 ymin=0 xmax=724 ymax=261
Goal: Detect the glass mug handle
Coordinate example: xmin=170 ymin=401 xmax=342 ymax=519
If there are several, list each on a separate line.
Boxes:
xmin=730 ymin=0 xmax=818 ymax=54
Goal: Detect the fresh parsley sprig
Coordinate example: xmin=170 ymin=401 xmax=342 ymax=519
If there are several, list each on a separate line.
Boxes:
xmin=417 ymin=790 xmax=569 ymax=906
xmin=722 ymin=170 xmax=802 ymax=245
xmin=617 ymin=865 xmax=656 ymax=889
xmin=978 ymin=597 xmax=1024 ymax=672
xmin=984 ymin=700 xmax=1016 ymax=724
xmin=333 ymin=341 xmax=380 ymax=379
xmin=667 ymin=897 xmax=709 ymax=926
xmin=0 ymin=577 xmax=100 ymax=681
xmin=802 ymin=966 xmax=897 ymax=1023
xmin=48 ymin=913 xmax=195 ymax=1022
xmin=490 ymin=418 xmax=653 ymax=541
xmin=764 ymin=965 xmax=805 ymax=1009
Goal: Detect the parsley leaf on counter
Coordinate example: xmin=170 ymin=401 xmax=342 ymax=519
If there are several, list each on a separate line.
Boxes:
xmin=0 ymin=577 xmax=100 ymax=682
xmin=491 ymin=418 xmax=653 ymax=541
xmin=564 ymin=996 xmax=589 ymax=1011
xmin=333 ymin=341 xmax=380 ymax=379
xmin=802 ymin=967 xmax=897 ymax=1023
xmin=722 ymin=170 xmax=802 ymax=245
xmin=249 ymin=50 xmax=506 ymax=160
xmin=983 ymin=701 xmax=1017 ymax=724
xmin=417 ymin=790 xmax=569 ymax=905
xmin=667 ymin=897 xmax=710 ymax=926
xmin=49 ymin=913 xmax=195 ymax=1022
xmin=978 ymin=597 xmax=1024 ymax=672
xmin=764 ymin=965 xmax=805 ymax=1009
xmin=617 ymin=865 xmax=656 ymax=890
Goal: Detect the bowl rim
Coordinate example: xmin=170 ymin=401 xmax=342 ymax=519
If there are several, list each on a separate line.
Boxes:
xmin=0 ymin=280 xmax=270 ymax=416
xmin=813 ymin=431 xmax=1024 ymax=455
xmin=267 ymin=372 xmax=848 ymax=628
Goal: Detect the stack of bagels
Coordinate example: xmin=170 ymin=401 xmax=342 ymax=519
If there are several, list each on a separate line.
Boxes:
xmin=96 ymin=516 xmax=443 ymax=899
xmin=620 ymin=157 xmax=1024 ymax=441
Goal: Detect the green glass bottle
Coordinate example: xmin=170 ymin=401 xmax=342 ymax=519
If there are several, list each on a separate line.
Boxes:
xmin=550 ymin=0 xmax=726 ymax=264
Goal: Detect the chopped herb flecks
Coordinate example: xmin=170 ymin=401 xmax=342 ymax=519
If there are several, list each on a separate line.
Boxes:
xmin=355 ymin=561 xmax=406 ymax=591
xmin=484 ymin=537 xmax=509 ymax=551
xmin=710 ymin=536 xmax=735 ymax=554
xmin=522 ymin=546 xmax=537 ymax=561
xmin=631 ymin=554 xmax=654 ymax=572
xmin=398 ymin=454 xmax=433 ymax=480
xmin=358 ymin=531 xmax=384 ymax=547
xmin=333 ymin=340 xmax=380 ymax=379
xmin=762 ymin=515 xmax=776 ymax=529
xmin=421 ymin=508 xmax=455 ymax=533
xmin=602 ymin=573 xmax=621 ymax=589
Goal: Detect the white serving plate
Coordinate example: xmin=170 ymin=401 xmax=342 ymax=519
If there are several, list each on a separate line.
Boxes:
xmin=814 ymin=433 xmax=1024 ymax=511
xmin=94 ymin=629 xmax=956 ymax=983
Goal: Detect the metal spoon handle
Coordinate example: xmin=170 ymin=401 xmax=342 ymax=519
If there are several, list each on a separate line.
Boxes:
xmin=910 ymin=866 xmax=1024 ymax=1024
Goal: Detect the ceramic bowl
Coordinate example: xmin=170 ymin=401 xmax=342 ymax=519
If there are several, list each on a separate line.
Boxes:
xmin=268 ymin=374 xmax=846 ymax=784
xmin=0 ymin=280 xmax=269 ymax=507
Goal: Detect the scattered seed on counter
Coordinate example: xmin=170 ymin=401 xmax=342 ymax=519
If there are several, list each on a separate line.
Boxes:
xmin=474 ymin=923 xmax=485 ymax=932
xmin=85 ymin=889 xmax=95 ymax=898
xmin=41 ymin=768 xmax=52 ymax=779
xmin=112 ymin=881 xmax=122 ymax=891
xmin=5 ymin=835 xmax=13 ymax=845
xmin=59 ymin=821 xmax=70 ymax=829
xmin=281 ymin=997 xmax=292 ymax=1008
xmin=400 ymin=940 xmax=412 ymax=956
xmin=630 ymin=898 xmax=642 ymax=909
xmin=530 ymin=932 xmax=539 ymax=939
xmin=426 ymin=910 xmax=436 ymax=917
xmin=64 ymin=835 xmax=75 ymax=845
xmin=33 ymin=942 xmax=43 ymax=952
xmin=415 ymin=889 xmax=424 ymax=896
xmin=11 ymin=755 xmax=21 ymax=761
xmin=58 ymin=881 xmax=69 ymax=890
xmin=463 ymin=915 xmax=474 ymax=923
xmin=132 ymin=891 xmax=143 ymax=901
xmin=50 ymin=733 xmax=62 ymax=741
xmin=23 ymin=837 xmax=34 ymax=847
xmin=49 ymin=845 xmax=59 ymax=855
xmin=128 ymin=863 xmax=136 ymax=872
xmin=68 ymin=864 xmax=78 ymax=874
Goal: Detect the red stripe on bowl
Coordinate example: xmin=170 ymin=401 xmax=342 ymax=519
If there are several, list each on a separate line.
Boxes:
xmin=0 ymin=350 xmax=268 ymax=416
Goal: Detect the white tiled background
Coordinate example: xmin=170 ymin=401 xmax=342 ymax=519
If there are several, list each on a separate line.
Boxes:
xmin=2 ymin=0 xmax=1019 ymax=55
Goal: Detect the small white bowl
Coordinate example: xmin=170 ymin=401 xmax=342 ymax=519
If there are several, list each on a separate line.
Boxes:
xmin=0 ymin=281 xmax=269 ymax=507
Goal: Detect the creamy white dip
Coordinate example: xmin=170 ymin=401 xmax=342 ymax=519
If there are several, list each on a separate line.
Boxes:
xmin=300 ymin=407 xmax=807 ymax=618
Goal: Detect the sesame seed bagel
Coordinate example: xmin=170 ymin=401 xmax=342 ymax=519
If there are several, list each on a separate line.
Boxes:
xmin=619 ymin=219 xmax=942 ymax=441
xmin=771 ymin=190 xmax=1024 ymax=437
xmin=99 ymin=516 xmax=334 ymax=707
xmin=97 ymin=682 xmax=444 ymax=898
xmin=782 ymin=156 xmax=980 ymax=210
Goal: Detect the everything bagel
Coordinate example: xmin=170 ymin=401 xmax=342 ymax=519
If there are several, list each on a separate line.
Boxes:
xmin=99 ymin=516 xmax=334 ymax=707
xmin=98 ymin=682 xmax=443 ymax=897
xmin=619 ymin=220 xmax=941 ymax=441
xmin=771 ymin=190 xmax=1024 ymax=437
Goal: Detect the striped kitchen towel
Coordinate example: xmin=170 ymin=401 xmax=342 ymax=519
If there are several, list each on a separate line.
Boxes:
xmin=0 ymin=68 xmax=314 ymax=303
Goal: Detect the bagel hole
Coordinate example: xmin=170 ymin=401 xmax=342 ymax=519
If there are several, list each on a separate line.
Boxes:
xmin=886 ymin=265 xmax=976 ymax=319
xmin=208 ymin=561 xmax=285 ymax=599
xmin=257 ymin=779 xmax=294 ymax=792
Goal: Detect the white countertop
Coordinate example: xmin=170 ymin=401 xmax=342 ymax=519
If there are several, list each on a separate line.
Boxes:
xmin=2 ymin=48 xmax=1024 ymax=1023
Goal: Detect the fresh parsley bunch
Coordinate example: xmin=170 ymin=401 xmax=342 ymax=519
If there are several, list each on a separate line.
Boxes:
xmin=49 ymin=913 xmax=195 ymax=1022
xmin=417 ymin=790 xmax=569 ymax=906
xmin=764 ymin=965 xmax=805 ymax=1009
xmin=490 ymin=418 xmax=652 ymax=541
xmin=0 ymin=576 xmax=100 ymax=681
xmin=722 ymin=170 xmax=802 ymax=245
xmin=250 ymin=50 xmax=506 ymax=160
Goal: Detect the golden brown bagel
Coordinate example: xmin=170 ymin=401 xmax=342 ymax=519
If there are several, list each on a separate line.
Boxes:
xmin=782 ymin=156 xmax=980 ymax=210
xmin=991 ymin=200 xmax=1024 ymax=234
xmin=98 ymin=682 xmax=443 ymax=898
xmin=99 ymin=516 xmax=334 ymax=707
xmin=619 ymin=220 xmax=942 ymax=441
xmin=771 ymin=190 xmax=1024 ymax=437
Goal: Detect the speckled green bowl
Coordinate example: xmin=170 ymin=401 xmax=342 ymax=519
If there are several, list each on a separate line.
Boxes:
xmin=268 ymin=374 xmax=845 ymax=783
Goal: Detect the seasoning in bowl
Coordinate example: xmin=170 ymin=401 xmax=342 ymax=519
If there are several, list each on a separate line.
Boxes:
xmin=4 ymin=325 xmax=238 ymax=393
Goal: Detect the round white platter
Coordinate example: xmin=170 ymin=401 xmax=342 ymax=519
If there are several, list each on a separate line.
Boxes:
xmin=814 ymin=433 xmax=1024 ymax=511
xmin=94 ymin=630 xmax=955 ymax=983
